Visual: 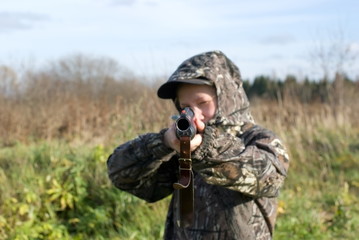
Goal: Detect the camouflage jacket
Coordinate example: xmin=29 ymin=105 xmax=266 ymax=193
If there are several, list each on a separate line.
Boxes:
xmin=107 ymin=51 xmax=289 ymax=240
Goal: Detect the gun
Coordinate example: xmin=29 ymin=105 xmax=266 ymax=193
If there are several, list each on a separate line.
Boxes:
xmin=173 ymin=107 xmax=195 ymax=228
xmin=175 ymin=107 xmax=197 ymax=140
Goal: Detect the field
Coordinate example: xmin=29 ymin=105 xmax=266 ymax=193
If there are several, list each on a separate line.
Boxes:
xmin=0 ymin=59 xmax=358 ymax=239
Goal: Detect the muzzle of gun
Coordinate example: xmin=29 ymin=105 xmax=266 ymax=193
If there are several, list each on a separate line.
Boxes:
xmin=175 ymin=107 xmax=196 ymax=140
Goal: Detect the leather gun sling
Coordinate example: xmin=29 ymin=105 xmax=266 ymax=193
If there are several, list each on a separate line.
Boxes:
xmin=173 ymin=136 xmax=194 ymax=227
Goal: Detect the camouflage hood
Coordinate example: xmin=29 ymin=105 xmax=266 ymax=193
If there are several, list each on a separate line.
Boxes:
xmin=162 ymin=50 xmax=255 ymax=134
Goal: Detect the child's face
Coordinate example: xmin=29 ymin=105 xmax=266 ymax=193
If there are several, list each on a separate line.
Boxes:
xmin=177 ymin=84 xmax=217 ymax=124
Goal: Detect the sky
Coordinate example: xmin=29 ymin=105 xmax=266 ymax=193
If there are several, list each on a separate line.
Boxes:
xmin=1 ymin=0 xmax=358 ymax=81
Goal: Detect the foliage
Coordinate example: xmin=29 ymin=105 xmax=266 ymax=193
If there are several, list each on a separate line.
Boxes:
xmin=243 ymin=73 xmax=358 ymax=104
xmin=0 ymin=142 xmax=169 ymax=240
xmin=1 ymin=101 xmax=358 ymax=239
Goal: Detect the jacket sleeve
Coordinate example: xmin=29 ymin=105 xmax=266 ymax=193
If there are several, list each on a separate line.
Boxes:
xmin=107 ymin=129 xmax=178 ymax=202
xmin=191 ymin=125 xmax=290 ymax=198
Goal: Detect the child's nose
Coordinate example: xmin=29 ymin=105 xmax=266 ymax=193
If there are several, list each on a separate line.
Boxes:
xmin=192 ymin=107 xmax=204 ymax=121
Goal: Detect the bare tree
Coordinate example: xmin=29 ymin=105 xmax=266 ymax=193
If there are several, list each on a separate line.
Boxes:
xmin=309 ymin=27 xmax=358 ymax=108
xmin=310 ymin=27 xmax=357 ymax=81
xmin=0 ymin=65 xmax=18 ymax=97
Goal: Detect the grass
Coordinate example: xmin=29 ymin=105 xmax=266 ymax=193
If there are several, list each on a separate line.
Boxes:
xmin=1 ymin=99 xmax=358 ymax=239
xmin=0 ymin=141 xmax=169 ymax=240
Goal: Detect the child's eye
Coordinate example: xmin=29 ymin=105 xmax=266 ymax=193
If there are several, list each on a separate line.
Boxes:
xmin=199 ymin=101 xmax=209 ymax=106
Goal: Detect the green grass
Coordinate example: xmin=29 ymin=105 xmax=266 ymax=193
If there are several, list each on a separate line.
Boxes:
xmin=275 ymin=128 xmax=359 ymax=240
xmin=1 ymin=126 xmax=358 ymax=239
xmin=0 ymin=141 xmax=168 ymax=240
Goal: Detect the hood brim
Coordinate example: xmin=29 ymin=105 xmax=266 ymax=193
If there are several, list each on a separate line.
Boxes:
xmin=157 ymin=79 xmax=213 ymax=99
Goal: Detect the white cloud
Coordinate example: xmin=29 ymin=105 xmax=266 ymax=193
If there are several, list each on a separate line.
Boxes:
xmin=259 ymin=34 xmax=296 ymax=45
xmin=349 ymin=42 xmax=359 ymax=53
xmin=0 ymin=11 xmax=50 ymax=32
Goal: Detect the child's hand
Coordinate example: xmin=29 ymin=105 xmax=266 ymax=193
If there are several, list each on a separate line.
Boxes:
xmin=189 ymin=117 xmax=205 ymax=151
xmin=163 ymin=123 xmax=180 ymax=152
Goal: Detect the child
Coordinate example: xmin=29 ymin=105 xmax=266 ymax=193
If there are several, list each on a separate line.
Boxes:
xmin=107 ymin=50 xmax=289 ymax=240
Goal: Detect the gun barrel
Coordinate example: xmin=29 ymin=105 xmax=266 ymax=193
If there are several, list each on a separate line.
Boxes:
xmin=175 ymin=107 xmax=196 ymax=139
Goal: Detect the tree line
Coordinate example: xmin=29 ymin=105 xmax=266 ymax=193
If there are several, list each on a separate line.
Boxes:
xmin=242 ymin=73 xmax=358 ymax=104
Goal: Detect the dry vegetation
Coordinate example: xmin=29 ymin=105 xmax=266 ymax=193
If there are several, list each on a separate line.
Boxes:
xmin=0 ymin=55 xmax=175 ymax=146
xmin=1 ymin=55 xmax=357 ymax=147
